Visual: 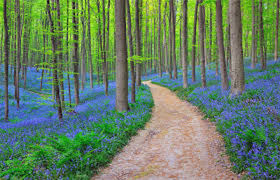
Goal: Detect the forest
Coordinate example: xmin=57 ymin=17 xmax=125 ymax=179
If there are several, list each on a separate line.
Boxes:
xmin=0 ymin=0 xmax=279 ymax=179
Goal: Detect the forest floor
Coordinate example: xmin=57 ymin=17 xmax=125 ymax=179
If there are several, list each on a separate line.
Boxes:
xmin=93 ymin=81 xmax=238 ymax=180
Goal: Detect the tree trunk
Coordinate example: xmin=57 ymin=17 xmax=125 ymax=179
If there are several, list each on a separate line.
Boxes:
xmin=4 ymin=0 xmax=9 ymax=121
xmin=170 ymin=0 xmax=177 ymax=79
xmin=216 ymin=0 xmax=229 ymax=90
xmin=182 ymin=0 xmax=188 ymax=88
xmin=126 ymin=0 xmax=136 ymax=103
xmin=88 ymin=0 xmax=93 ymax=88
xmin=115 ymin=0 xmax=129 ymax=111
xmin=81 ymin=0 xmax=87 ymax=90
xmin=46 ymin=0 xmax=63 ymax=121
xmin=259 ymin=0 xmax=266 ymax=70
xmin=199 ymin=0 xmax=206 ymax=88
xmin=163 ymin=2 xmax=168 ymax=73
xmin=15 ymin=0 xmax=21 ymax=109
xmin=158 ymin=0 xmax=162 ymax=77
xmin=191 ymin=0 xmax=199 ymax=82
xmin=229 ymin=0 xmax=245 ymax=95
xmin=135 ymin=0 xmax=142 ymax=87
xmin=102 ymin=0 xmax=108 ymax=96
xmin=275 ymin=0 xmax=279 ymax=61
xmin=72 ymin=0 xmax=80 ymax=105
xmin=251 ymin=0 xmax=256 ymax=68
xmin=66 ymin=0 xmax=72 ymax=107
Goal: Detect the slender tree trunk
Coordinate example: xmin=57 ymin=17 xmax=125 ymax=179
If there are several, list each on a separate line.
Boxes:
xmin=209 ymin=7 xmax=212 ymax=68
xmin=72 ymin=0 xmax=80 ymax=105
xmin=135 ymin=0 xmax=142 ymax=86
xmin=46 ymin=0 xmax=63 ymax=121
xmin=251 ymin=0 xmax=256 ymax=68
xmin=56 ymin=0 xmax=65 ymax=108
xmin=216 ymin=0 xmax=229 ymax=90
xmin=199 ymin=0 xmax=206 ymax=88
xmin=163 ymin=2 xmax=168 ymax=73
xmin=259 ymin=0 xmax=265 ymax=70
xmin=126 ymin=0 xmax=136 ymax=103
xmin=191 ymin=0 xmax=199 ymax=82
xmin=15 ymin=0 xmax=21 ymax=109
xmin=115 ymin=0 xmax=128 ymax=111
xmin=66 ymin=0 xmax=72 ymax=107
xmin=170 ymin=0 xmax=177 ymax=79
xmin=102 ymin=0 xmax=108 ymax=96
xmin=4 ymin=0 xmax=9 ymax=121
xmin=81 ymin=0 xmax=87 ymax=90
xmin=158 ymin=0 xmax=162 ymax=77
xmin=88 ymin=0 xmax=94 ymax=88
xmin=275 ymin=0 xmax=279 ymax=61
xmin=182 ymin=0 xmax=188 ymax=88
xmin=229 ymin=0 xmax=245 ymax=95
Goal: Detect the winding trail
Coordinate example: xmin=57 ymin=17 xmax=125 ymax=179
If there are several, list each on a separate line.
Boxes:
xmin=93 ymin=81 xmax=238 ymax=180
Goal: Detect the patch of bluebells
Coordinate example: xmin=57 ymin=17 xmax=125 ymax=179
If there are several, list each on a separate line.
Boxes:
xmin=152 ymin=59 xmax=280 ymax=178
xmin=0 ymin=66 xmax=154 ymax=178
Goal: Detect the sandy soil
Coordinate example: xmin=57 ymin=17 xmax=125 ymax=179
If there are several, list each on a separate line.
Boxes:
xmin=92 ymin=81 xmax=238 ymax=180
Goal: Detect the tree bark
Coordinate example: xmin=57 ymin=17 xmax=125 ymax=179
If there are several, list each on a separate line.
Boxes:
xmin=199 ymin=0 xmax=206 ymax=88
xmin=191 ymin=0 xmax=199 ymax=82
xmin=81 ymin=0 xmax=87 ymax=90
xmin=229 ymin=0 xmax=245 ymax=95
xmin=15 ymin=0 xmax=21 ymax=109
xmin=46 ymin=0 xmax=63 ymax=121
xmin=126 ymin=0 xmax=136 ymax=103
xmin=251 ymin=0 xmax=256 ymax=68
xmin=259 ymin=0 xmax=266 ymax=70
xmin=72 ymin=0 xmax=80 ymax=105
xmin=170 ymin=0 xmax=177 ymax=79
xmin=275 ymin=0 xmax=279 ymax=61
xmin=182 ymin=0 xmax=188 ymax=88
xmin=158 ymin=0 xmax=162 ymax=77
xmin=135 ymin=0 xmax=142 ymax=86
xmin=4 ymin=0 xmax=9 ymax=121
xmin=216 ymin=0 xmax=229 ymax=90
xmin=115 ymin=0 xmax=129 ymax=111
xmin=88 ymin=0 xmax=94 ymax=88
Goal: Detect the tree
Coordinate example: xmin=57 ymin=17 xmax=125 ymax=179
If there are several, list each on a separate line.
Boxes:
xmin=182 ymin=0 xmax=188 ymax=88
xmin=135 ymin=0 xmax=142 ymax=87
xmin=46 ymin=0 xmax=63 ymax=121
xmin=126 ymin=0 xmax=136 ymax=103
xmin=275 ymin=0 xmax=279 ymax=61
xmin=229 ymin=0 xmax=245 ymax=95
xmin=170 ymin=0 xmax=177 ymax=79
xmin=191 ymin=0 xmax=199 ymax=82
xmin=88 ymin=0 xmax=94 ymax=88
xmin=251 ymin=0 xmax=257 ymax=68
xmin=199 ymin=0 xmax=206 ymax=88
xmin=15 ymin=0 xmax=21 ymax=109
xmin=4 ymin=0 xmax=10 ymax=121
xmin=72 ymin=0 xmax=80 ymax=105
xmin=158 ymin=0 xmax=162 ymax=77
xmin=216 ymin=0 xmax=229 ymax=90
xmin=115 ymin=0 xmax=129 ymax=111
xmin=259 ymin=0 xmax=266 ymax=70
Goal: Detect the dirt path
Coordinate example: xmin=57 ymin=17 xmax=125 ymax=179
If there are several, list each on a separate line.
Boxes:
xmin=93 ymin=81 xmax=238 ymax=180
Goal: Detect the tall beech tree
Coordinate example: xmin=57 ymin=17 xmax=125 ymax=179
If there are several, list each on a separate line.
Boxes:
xmin=115 ymin=0 xmax=129 ymax=111
xmin=275 ymin=0 xmax=280 ymax=61
xmin=126 ymin=0 xmax=136 ymax=103
xmin=72 ymin=0 xmax=80 ymax=105
xmin=4 ymin=0 xmax=9 ymax=121
xmin=199 ymin=0 xmax=206 ymax=88
xmin=182 ymin=0 xmax=188 ymax=88
xmin=191 ymin=0 xmax=199 ymax=82
xmin=229 ymin=0 xmax=245 ymax=95
xmin=216 ymin=0 xmax=229 ymax=90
